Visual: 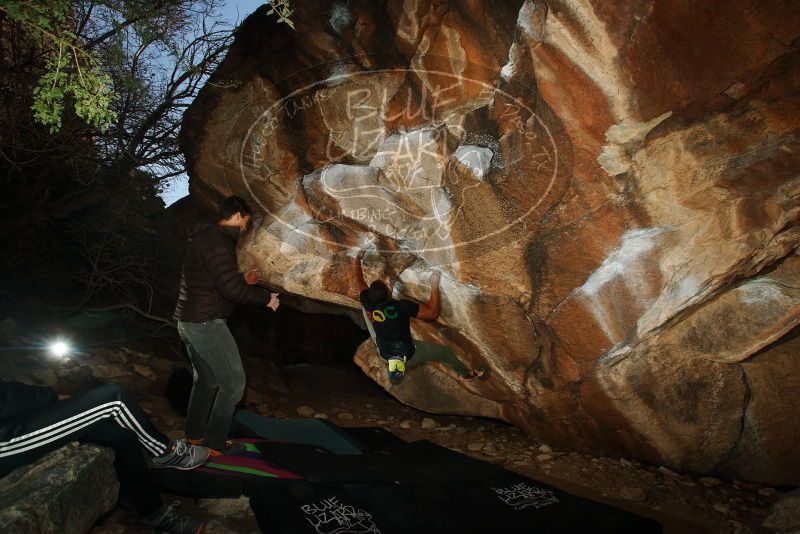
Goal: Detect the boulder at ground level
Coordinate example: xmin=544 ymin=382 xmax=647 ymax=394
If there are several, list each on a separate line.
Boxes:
xmin=0 ymin=443 xmax=119 ymax=533
xmin=764 ymin=488 xmax=800 ymax=532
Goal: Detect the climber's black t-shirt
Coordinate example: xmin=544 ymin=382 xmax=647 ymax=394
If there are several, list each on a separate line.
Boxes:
xmin=360 ymin=290 xmax=419 ymax=359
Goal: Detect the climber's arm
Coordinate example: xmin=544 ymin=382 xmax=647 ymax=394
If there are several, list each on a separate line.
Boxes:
xmin=415 ymin=271 xmax=441 ymax=321
xmin=352 ymin=250 xmax=368 ymax=300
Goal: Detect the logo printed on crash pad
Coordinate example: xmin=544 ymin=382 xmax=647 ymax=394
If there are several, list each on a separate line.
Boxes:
xmin=492 ymin=482 xmax=559 ymax=510
xmin=300 ymin=496 xmax=380 ymax=534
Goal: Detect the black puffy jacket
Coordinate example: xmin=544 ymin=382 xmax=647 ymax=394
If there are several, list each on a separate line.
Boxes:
xmin=174 ymin=223 xmax=269 ymax=322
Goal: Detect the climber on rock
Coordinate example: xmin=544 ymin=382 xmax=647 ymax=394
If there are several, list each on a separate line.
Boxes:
xmin=0 ymin=378 xmax=209 ymax=533
xmin=351 ymin=249 xmax=485 ymax=383
xmin=174 ymin=195 xmax=280 ymax=456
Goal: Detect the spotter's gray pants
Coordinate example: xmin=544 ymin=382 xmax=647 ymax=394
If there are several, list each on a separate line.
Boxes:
xmin=178 ymin=318 xmax=245 ymax=448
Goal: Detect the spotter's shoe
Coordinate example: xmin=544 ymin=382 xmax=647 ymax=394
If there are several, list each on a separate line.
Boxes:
xmin=149 ymin=439 xmax=209 ymax=470
xmin=141 ymin=500 xmax=204 ymax=534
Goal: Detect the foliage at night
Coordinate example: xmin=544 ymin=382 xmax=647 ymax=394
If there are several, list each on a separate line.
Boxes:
xmin=0 ymin=0 xmax=293 ymax=318
xmin=1 ymin=0 xmax=293 ymax=135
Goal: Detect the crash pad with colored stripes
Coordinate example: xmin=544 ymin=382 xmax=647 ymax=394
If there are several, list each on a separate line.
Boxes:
xmin=195 ymin=439 xmax=303 ymax=479
xmin=151 ymin=438 xmax=302 ymax=498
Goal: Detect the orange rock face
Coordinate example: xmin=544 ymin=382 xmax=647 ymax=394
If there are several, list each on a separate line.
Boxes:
xmin=181 ymin=1 xmax=800 ymax=484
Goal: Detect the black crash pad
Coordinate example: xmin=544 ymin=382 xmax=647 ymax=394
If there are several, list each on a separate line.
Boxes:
xmin=255 ymin=439 xmax=536 ymax=484
xmin=340 ymin=426 xmax=408 ymax=452
xmin=249 ymin=476 xmax=660 ymax=534
xmin=255 ymin=442 xmax=397 ymax=483
xmin=251 ymin=439 xmax=659 ymax=532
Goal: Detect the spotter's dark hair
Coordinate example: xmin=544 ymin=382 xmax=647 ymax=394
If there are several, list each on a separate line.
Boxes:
xmin=219 ymin=196 xmax=252 ymax=221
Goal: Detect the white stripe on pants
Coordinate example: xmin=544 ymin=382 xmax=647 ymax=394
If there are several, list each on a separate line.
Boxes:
xmin=0 ymin=401 xmax=167 ymax=457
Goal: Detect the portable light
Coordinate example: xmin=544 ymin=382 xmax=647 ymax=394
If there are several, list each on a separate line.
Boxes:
xmin=49 ymin=340 xmax=71 ymax=358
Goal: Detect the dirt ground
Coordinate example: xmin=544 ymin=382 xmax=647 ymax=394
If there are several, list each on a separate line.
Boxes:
xmin=82 ymin=342 xmax=784 ymax=534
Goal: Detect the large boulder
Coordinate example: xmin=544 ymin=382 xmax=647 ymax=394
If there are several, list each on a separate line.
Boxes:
xmin=180 ymin=1 xmax=800 ymax=484
xmin=0 ymin=443 xmax=119 ymax=532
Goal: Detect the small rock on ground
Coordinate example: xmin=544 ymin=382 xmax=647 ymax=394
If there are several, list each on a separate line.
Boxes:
xmin=421 ymin=418 xmax=437 ymax=429
xmin=714 ymin=503 xmax=731 ymax=515
xmin=297 ymin=406 xmax=315 ymax=417
xmin=620 ymin=487 xmax=647 ymax=502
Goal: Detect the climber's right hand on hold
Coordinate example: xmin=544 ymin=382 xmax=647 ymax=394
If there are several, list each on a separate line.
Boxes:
xmin=267 ymin=292 xmax=280 ymax=312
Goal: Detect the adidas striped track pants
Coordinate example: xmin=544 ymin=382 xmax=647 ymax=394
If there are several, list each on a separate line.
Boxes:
xmin=0 ymin=383 xmax=169 ymax=515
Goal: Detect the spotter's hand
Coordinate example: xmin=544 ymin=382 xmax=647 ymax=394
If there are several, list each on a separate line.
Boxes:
xmin=244 ymin=270 xmax=260 ymax=285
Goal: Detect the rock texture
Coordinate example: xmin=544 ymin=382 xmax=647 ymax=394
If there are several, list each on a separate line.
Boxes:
xmin=764 ymin=488 xmax=800 ymax=532
xmin=181 ymin=1 xmax=800 ymax=484
xmin=0 ymin=443 xmax=118 ymax=533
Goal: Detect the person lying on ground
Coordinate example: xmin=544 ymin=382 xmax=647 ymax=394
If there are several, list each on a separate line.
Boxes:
xmin=0 ymin=378 xmax=209 ymax=533
xmin=351 ymin=249 xmax=485 ymax=383
xmin=173 ymin=195 xmax=280 ymax=456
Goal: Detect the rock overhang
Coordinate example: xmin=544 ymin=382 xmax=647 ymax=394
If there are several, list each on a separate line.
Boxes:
xmin=181 ymin=0 xmax=800 ymax=484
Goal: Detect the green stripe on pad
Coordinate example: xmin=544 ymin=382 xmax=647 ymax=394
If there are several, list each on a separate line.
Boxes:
xmin=205 ymin=462 xmax=278 ymax=477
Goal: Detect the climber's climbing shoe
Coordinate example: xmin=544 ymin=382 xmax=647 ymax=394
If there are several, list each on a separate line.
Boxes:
xmin=387 ymin=356 xmax=406 ymax=383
